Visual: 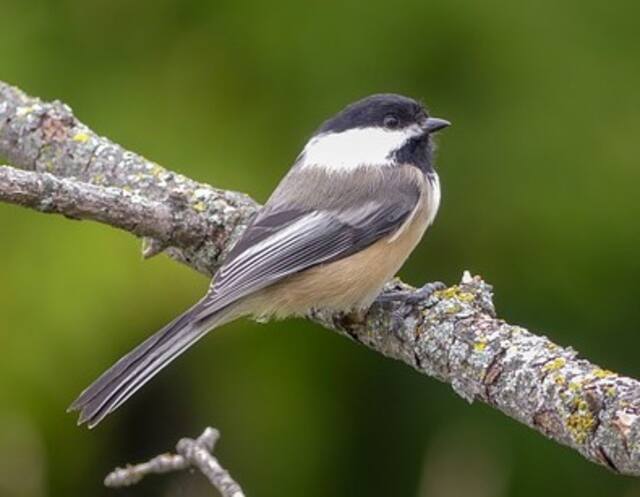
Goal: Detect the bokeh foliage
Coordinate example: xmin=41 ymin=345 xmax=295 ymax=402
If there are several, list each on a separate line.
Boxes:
xmin=1 ymin=0 xmax=640 ymax=495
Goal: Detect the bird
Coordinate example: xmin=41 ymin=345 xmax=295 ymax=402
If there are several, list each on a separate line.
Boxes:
xmin=69 ymin=93 xmax=451 ymax=428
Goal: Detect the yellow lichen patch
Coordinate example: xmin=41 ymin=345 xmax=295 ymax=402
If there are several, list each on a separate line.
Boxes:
xmin=553 ymin=374 xmax=566 ymax=386
xmin=592 ymin=368 xmax=617 ymax=379
xmin=542 ymin=357 xmax=566 ymax=373
xmin=192 ymin=201 xmax=207 ymax=213
xmin=434 ymin=286 xmax=475 ymax=302
xmin=606 ymin=386 xmax=617 ymax=397
xmin=435 ymin=287 xmax=458 ymax=299
xmin=574 ymin=399 xmax=589 ymax=411
xmin=92 ymin=174 xmax=105 ymax=184
xmin=150 ymin=164 xmax=165 ymax=177
xmin=566 ymin=412 xmax=596 ymax=444
xmin=457 ymin=292 xmax=475 ymax=302
xmin=568 ymin=381 xmax=583 ymax=393
xmin=473 ymin=340 xmax=487 ymax=352
xmin=72 ymin=132 xmax=90 ymax=143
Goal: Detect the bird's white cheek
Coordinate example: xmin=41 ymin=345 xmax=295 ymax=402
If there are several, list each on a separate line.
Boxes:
xmin=299 ymin=127 xmax=418 ymax=172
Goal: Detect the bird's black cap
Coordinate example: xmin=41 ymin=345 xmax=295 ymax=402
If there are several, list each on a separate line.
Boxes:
xmin=316 ymin=93 xmax=427 ymax=135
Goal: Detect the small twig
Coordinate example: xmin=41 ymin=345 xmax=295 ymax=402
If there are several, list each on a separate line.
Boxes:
xmin=105 ymin=427 xmax=245 ymax=497
xmin=177 ymin=429 xmax=246 ymax=497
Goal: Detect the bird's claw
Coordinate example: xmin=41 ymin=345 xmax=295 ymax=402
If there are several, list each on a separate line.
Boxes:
xmin=376 ymin=281 xmax=446 ymax=306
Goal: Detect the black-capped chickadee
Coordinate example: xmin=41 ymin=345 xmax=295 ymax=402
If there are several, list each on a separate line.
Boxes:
xmin=70 ymin=93 xmax=451 ymax=427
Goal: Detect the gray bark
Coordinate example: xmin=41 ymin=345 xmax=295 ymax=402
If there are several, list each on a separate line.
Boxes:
xmin=2 ymin=80 xmax=640 ymax=477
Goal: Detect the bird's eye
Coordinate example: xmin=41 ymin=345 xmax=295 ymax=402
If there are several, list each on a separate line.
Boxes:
xmin=383 ymin=114 xmax=399 ymax=129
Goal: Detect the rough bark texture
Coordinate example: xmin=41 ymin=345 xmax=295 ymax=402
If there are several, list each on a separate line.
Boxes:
xmin=2 ymin=80 xmax=640 ymax=477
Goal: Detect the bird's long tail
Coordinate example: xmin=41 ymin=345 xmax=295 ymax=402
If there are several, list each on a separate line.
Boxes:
xmin=68 ymin=299 xmax=239 ymax=428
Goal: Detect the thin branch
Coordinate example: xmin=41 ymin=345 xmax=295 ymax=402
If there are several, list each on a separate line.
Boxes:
xmin=0 ymin=165 xmax=206 ymax=246
xmin=105 ymin=427 xmax=245 ymax=497
xmin=2 ymin=80 xmax=640 ymax=477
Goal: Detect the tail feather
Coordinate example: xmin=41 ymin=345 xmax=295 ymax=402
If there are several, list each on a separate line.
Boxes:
xmin=69 ymin=300 xmax=235 ymax=428
xmin=77 ymin=326 xmax=204 ymax=426
xmin=69 ymin=308 xmax=197 ymax=412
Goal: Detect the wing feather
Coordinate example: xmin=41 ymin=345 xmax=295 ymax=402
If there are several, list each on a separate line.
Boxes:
xmin=200 ymin=193 xmax=418 ymax=314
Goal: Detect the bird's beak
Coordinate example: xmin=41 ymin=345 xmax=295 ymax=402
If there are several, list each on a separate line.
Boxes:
xmin=424 ymin=117 xmax=451 ymax=133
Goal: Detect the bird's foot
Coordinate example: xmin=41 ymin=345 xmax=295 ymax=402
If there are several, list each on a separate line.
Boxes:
xmin=376 ymin=281 xmax=446 ymax=306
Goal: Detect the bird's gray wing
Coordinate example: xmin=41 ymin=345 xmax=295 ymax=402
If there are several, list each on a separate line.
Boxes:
xmin=69 ymin=178 xmax=420 ymax=427
xmin=197 ymin=194 xmax=419 ymax=315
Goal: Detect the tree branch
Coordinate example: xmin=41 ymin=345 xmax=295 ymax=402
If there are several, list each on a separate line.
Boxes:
xmin=2 ymin=80 xmax=640 ymax=477
xmin=105 ymin=427 xmax=245 ymax=497
xmin=0 ymin=81 xmax=258 ymax=274
xmin=0 ymin=165 xmax=210 ymax=247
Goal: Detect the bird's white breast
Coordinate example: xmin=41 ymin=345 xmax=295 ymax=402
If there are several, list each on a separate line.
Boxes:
xmin=388 ymin=170 xmax=440 ymax=243
xmin=425 ymin=172 xmax=441 ymax=228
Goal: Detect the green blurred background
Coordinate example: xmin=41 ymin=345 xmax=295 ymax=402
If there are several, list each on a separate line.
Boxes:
xmin=2 ymin=0 xmax=640 ymax=495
